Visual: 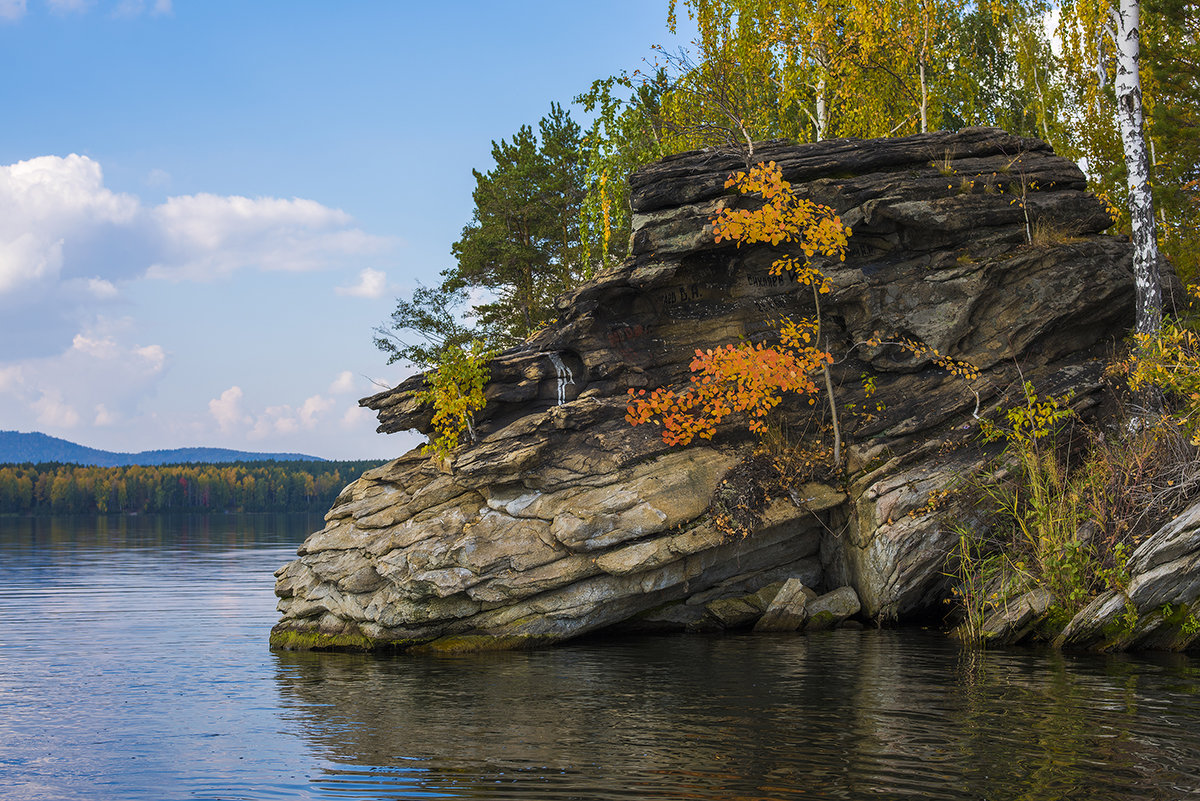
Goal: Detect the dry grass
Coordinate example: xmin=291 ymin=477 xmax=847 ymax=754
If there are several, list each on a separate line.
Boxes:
xmin=1030 ymin=218 xmax=1084 ymax=247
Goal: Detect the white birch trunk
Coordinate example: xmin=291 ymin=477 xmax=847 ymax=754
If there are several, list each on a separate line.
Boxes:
xmin=814 ymin=42 xmax=830 ymax=141
xmin=1113 ymin=0 xmax=1162 ymax=336
xmin=920 ymin=4 xmax=930 ymax=134
xmin=920 ymin=61 xmax=928 ymax=133
xmin=816 ymin=74 xmax=827 ymax=140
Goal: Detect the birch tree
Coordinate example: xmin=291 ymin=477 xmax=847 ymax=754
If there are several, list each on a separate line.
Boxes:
xmin=1060 ymin=0 xmax=1162 ymax=335
xmin=1113 ymin=0 xmax=1162 ymax=334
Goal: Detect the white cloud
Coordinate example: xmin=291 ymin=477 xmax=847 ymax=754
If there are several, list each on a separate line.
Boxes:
xmin=71 ymin=332 xmax=120 ymax=359
xmin=0 ymin=233 xmax=62 ymax=293
xmin=298 ymin=394 xmax=334 ymax=428
xmin=209 ymin=386 xmax=249 ymax=432
xmin=0 ymin=154 xmax=139 ymax=295
xmin=33 ymin=390 xmax=80 ymax=428
xmin=85 ymin=277 xmax=118 ymax=299
xmin=214 ymin=390 xmax=338 ymax=441
xmin=0 ymin=155 xmax=385 ymax=291
xmin=0 ymin=364 xmax=21 ymax=392
xmin=0 ymin=0 xmax=25 ymax=22
xmin=94 ymin=403 xmax=116 ymax=426
xmin=0 ymin=154 xmax=138 ymax=223
xmin=0 ymin=321 xmax=171 ymax=438
xmin=147 ymin=193 xmax=383 ymax=281
xmin=336 ymin=267 xmax=388 ymax=298
xmin=250 ymin=405 xmax=301 ymax=438
xmin=329 ymin=370 xmax=356 ymax=394
xmin=341 ymin=403 xmax=375 ymax=429
xmin=135 ymin=343 xmax=165 ymax=371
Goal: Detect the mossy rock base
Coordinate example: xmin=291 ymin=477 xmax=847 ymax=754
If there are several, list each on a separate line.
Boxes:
xmin=269 ymin=627 xmax=376 ymax=652
xmin=410 ymin=633 xmax=556 ymax=654
xmin=269 ymin=620 xmax=561 ymax=655
xmin=805 ymin=610 xmax=837 ymax=632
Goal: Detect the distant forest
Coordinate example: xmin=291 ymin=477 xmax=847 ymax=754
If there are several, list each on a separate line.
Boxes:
xmin=0 ymin=460 xmax=385 ymax=515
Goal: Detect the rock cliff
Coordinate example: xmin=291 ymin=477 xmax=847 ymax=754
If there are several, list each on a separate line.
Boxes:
xmin=272 ymin=127 xmax=1164 ymax=652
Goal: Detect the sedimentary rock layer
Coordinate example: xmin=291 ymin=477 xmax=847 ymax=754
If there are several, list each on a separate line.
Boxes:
xmin=273 ymin=128 xmax=1152 ymax=652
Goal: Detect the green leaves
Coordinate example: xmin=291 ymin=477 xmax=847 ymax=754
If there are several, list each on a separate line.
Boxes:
xmin=417 ymin=340 xmax=493 ymax=458
xmin=452 ymin=102 xmax=588 ymax=347
xmin=373 ymin=282 xmax=474 ymax=369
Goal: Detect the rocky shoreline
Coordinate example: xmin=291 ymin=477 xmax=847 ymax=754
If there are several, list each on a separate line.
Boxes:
xmin=272 ymin=128 xmax=1197 ymax=654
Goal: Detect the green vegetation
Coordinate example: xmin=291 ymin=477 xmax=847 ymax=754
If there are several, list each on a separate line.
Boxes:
xmin=417 ymin=339 xmax=492 ymax=458
xmin=0 ymin=460 xmax=383 ymax=515
xmin=951 ymin=349 xmax=1200 ymax=644
xmin=376 ymin=0 xmax=1198 ymax=459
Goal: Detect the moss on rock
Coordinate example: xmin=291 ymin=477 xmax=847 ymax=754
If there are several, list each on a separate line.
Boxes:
xmin=269 ymin=628 xmax=376 ymax=652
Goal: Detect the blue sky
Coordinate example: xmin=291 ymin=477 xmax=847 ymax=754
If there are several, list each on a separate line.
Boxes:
xmin=0 ymin=0 xmax=692 ymax=459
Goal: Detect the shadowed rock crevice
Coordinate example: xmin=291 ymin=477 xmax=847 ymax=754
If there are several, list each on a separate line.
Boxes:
xmin=273 ymin=128 xmax=1165 ymax=652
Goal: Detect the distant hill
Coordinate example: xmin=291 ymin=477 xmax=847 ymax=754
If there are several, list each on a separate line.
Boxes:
xmin=0 ymin=431 xmax=324 ymax=466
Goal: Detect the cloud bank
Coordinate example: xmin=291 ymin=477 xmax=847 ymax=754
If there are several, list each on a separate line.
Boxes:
xmin=0 ymin=154 xmax=384 ymax=296
xmin=0 ymin=319 xmax=170 ymax=433
xmin=0 ymin=153 xmax=389 ymax=359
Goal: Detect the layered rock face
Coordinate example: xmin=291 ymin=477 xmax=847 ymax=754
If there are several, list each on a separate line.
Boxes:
xmin=272 ymin=128 xmax=1146 ymax=652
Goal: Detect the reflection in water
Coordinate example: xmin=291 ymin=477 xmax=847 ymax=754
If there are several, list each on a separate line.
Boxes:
xmin=275 ymin=631 xmax=1200 ymax=800
xmin=3 ymin=515 xmax=1200 ymax=801
xmin=1 ymin=511 xmax=319 ymax=550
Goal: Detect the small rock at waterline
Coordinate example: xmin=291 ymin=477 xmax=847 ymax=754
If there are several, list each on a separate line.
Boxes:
xmin=805 ymin=587 xmax=862 ymax=631
xmin=754 ymin=578 xmax=814 ymax=632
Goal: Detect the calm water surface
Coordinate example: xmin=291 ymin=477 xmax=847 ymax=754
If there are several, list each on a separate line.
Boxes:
xmin=2 ymin=514 xmax=1200 ymax=800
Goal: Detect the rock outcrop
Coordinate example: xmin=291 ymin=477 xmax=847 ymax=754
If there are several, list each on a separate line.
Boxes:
xmin=974 ymin=499 xmax=1200 ymax=652
xmin=272 ymin=128 xmax=1156 ymax=653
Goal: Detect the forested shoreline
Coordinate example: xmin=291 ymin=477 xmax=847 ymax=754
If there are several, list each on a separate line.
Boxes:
xmin=0 ymin=461 xmax=384 ymax=515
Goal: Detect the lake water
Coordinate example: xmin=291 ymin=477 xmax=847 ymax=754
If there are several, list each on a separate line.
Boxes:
xmin=3 ymin=514 xmax=1200 ymax=800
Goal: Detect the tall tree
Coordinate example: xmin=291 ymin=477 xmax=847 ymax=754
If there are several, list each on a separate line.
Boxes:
xmin=448 ymin=103 xmax=588 ymax=346
xmin=1142 ymin=0 xmax=1200 ymax=282
xmin=1060 ymin=0 xmax=1163 ymax=334
xmin=659 ymin=0 xmax=785 ymax=158
xmin=666 ymin=0 xmax=857 ymax=143
xmin=577 ymin=72 xmax=672 ymax=269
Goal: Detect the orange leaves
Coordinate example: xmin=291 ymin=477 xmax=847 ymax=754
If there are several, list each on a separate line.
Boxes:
xmin=711 ymin=162 xmax=850 ymax=268
xmin=626 ymin=337 xmax=829 ymax=446
xmin=627 ymin=162 xmax=848 ymax=447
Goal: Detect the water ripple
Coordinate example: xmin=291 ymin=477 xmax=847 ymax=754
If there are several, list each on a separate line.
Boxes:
xmin=3 ymin=515 xmax=1200 ymax=800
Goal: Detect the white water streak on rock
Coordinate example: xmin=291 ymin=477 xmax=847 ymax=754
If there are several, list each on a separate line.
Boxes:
xmin=547 ymin=352 xmax=574 ymax=406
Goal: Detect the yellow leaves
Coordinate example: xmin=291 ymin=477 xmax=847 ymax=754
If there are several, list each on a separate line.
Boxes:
xmin=979 ymin=380 xmax=1074 ymax=446
xmin=1120 ymin=318 xmax=1200 ymax=442
xmin=711 ymin=162 xmax=850 ymax=269
xmin=882 ymin=334 xmax=981 ymax=382
xmin=418 ymin=340 xmax=492 ymax=458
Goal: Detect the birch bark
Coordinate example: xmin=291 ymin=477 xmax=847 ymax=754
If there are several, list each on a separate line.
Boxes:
xmin=1113 ymin=0 xmax=1162 ymax=336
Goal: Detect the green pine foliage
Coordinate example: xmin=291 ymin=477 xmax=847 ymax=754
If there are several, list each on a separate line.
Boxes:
xmin=447 ymin=102 xmax=590 ymax=348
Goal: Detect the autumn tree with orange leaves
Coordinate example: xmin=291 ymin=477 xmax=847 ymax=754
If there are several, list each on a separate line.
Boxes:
xmin=627 ymin=161 xmax=852 ymax=460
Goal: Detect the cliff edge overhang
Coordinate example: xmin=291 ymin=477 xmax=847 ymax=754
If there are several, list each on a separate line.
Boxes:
xmin=271 ymin=127 xmax=1189 ymax=653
